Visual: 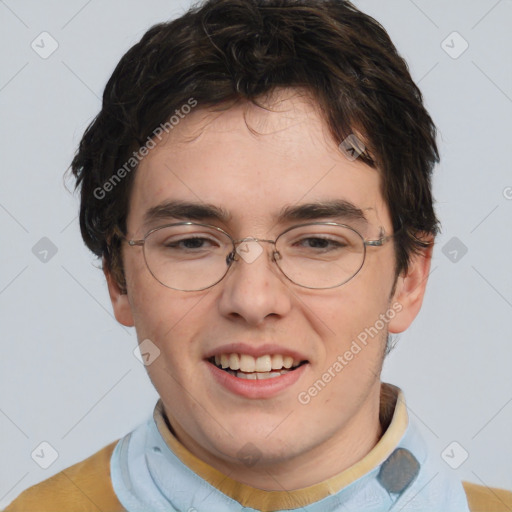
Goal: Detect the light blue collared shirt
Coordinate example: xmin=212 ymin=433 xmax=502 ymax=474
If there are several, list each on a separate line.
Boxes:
xmin=110 ymin=392 xmax=470 ymax=512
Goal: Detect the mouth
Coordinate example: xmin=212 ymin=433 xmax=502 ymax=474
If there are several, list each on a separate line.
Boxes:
xmin=207 ymin=353 xmax=308 ymax=380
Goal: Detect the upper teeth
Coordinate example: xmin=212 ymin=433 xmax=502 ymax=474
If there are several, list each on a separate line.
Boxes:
xmin=214 ymin=354 xmax=302 ymax=372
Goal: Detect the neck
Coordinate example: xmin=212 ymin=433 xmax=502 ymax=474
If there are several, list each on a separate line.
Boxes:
xmin=164 ymin=382 xmax=383 ymax=490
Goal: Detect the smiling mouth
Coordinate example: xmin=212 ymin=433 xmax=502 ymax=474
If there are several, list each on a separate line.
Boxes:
xmin=208 ymin=354 xmax=308 ymax=380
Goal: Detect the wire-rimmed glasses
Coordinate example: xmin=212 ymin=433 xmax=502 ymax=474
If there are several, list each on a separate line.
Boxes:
xmin=126 ymin=221 xmax=394 ymax=291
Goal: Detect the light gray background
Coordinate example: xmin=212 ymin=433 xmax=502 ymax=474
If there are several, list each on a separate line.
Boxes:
xmin=1 ymin=0 xmax=511 ymax=507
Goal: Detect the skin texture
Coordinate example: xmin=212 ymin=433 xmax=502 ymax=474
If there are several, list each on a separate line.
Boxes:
xmin=105 ymin=88 xmax=433 ymax=491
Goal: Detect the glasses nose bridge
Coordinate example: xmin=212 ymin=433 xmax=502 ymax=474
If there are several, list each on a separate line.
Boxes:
xmin=233 ymin=236 xmax=276 ymax=246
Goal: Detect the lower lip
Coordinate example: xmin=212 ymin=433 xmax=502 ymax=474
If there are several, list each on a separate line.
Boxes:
xmin=205 ymin=361 xmax=308 ymax=399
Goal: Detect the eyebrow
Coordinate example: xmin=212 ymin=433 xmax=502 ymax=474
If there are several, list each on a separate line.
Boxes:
xmin=276 ymin=199 xmax=369 ymax=224
xmin=142 ymin=199 xmax=369 ymax=228
xmin=143 ymin=201 xmax=232 ymax=227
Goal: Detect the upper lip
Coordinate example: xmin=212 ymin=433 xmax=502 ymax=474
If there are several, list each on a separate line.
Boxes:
xmin=204 ymin=343 xmax=309 ymax=362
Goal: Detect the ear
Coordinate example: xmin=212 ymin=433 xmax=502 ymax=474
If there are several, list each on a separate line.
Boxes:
xmin=387 ymin=239 xmax=434 ymax=334
xmin=103 ymin=260 xmax=134 ymax=327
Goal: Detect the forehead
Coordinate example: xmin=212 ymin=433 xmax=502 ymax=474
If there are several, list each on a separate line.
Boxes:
xmin=126 ymin=89 xmax=390 ymax=234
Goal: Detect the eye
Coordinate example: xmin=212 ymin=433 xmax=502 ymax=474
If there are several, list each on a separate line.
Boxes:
xmin=164 ymin=236 xmax=218 ymax=250
xmin=296 ymin=237 xmax=347 ymax=250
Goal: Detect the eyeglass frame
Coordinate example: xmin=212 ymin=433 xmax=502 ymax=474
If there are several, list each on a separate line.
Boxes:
xmin=126 ymin=221 xmax=395 ymax=291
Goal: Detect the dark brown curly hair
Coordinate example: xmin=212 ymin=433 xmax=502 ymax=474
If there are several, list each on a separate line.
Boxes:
xmin=71 ymin=0 xmax=440 ymax=291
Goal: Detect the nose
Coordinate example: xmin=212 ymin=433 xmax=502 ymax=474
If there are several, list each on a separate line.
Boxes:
xmin=217 ymin=239 xmax=292 ymax=326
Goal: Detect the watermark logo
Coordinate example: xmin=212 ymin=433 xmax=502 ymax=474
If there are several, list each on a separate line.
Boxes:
xmin=133 ymin=338 xmax=161 ymax=366
xmin=32 ymin=237 xmax=58 ymax=263
xmin=442 ymin=236 xmax=468 ymax=263
xmin=339 ymin=134 xmax=366 ymax=161
xmin=236 ymin=240 xmax=263 ymax=264
xmin=31 ymin=32 xmax=59 ymax=59
xmin=441 ymin=31 xmax=469 ymax=60
xmin=237 ymin=442 xmax=263 ymax=467
xmin=31 ymin=441 xmax=59 ymax=469
xmin=441 ymin=441 xmax=469 ymax=469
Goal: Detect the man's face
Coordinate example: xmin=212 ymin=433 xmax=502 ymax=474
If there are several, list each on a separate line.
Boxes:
xmin=108 ymin=89 xmax=425 ymax=482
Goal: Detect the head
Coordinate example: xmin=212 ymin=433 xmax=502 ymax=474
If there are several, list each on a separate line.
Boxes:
xmin=71 ymin=0 xmax=439 ymax=485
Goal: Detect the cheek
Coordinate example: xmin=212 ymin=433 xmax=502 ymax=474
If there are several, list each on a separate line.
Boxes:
xmin=309 ymin=270 xmax=394 ymax=370
xmin=124 ymin=251 xmax=202 ymax=342
xmin=130 ymin=287 xmax=204 ymax=343
xmin=318 ymin=273 xmax=394 ymax=337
